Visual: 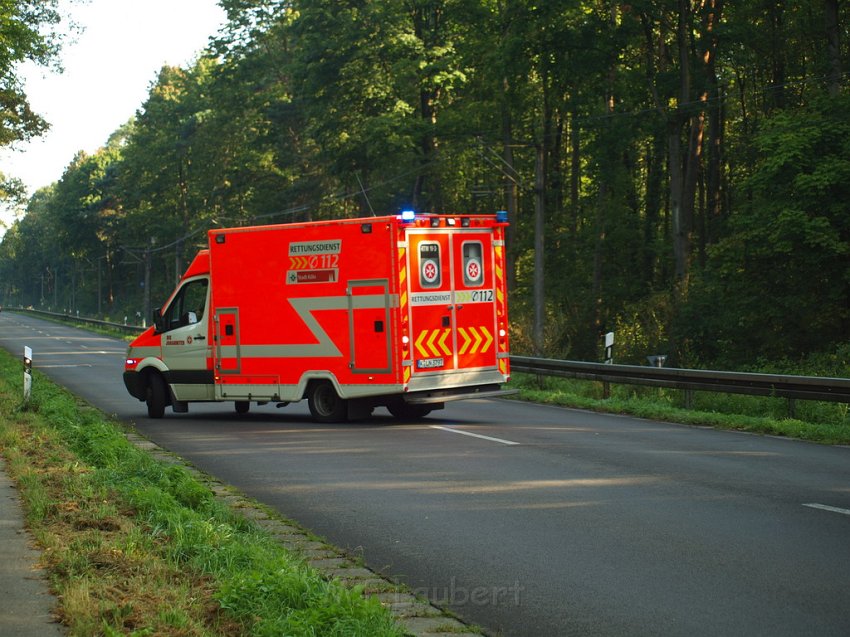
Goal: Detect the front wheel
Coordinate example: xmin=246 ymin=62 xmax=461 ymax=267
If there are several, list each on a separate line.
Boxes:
xmin=308 ymin=382 xmax=347 ymax=423
xmin=146 ymin=373 xmax=168 ymax=419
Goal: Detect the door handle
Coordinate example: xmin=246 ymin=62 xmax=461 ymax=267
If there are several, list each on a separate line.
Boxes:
xmin=194 ymin=335 xmax=206 ymax=341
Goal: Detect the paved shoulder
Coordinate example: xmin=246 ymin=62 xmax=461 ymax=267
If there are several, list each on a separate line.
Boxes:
xmin=0 ymin=457 xmax=64 ymax=636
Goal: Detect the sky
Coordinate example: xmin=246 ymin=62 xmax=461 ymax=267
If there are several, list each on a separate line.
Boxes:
xmin=0 ymin=0 xmax=227 ymax=229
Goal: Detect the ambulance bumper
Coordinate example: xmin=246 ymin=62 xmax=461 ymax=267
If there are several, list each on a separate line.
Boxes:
xmin=123 ymin=371 xmax=147 ymax=401
xmin=403 ymin=384 xmax=518 ymax=405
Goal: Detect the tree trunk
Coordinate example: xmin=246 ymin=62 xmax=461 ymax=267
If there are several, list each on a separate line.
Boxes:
xmin=768 ymin=0 xmax=786 ymax=111
xmin=702 ymin=0 xmax=725 ymax=248
xmin=644 ymin=132 xmax=664 ymax=285
xmin=825 ymin=0 xmax=841 ymax=96
xmin=410 ymin=2 xmax=444 ymax=211
xmin=569 ymin=109 xmax=580 ymax=242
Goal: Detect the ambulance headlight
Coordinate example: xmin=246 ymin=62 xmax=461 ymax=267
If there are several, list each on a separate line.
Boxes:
xmin=401 ymin=209 xmax=416 ymax=222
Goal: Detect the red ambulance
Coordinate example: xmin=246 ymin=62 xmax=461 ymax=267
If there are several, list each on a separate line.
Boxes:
xmin=123 ymin=212 xmax=512 ymax=421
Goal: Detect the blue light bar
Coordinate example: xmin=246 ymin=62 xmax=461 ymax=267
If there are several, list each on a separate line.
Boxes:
xmin=496 ymin=210 xmax=508 ymax=223
xmin=401 ymin=209 xmax=416 ymax=222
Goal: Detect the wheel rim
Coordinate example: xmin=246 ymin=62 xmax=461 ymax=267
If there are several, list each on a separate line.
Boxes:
xmin=314 ymin=385 xmax=336 ymax=416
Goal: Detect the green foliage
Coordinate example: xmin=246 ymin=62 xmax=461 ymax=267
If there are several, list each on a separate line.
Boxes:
xmin=0 ymin=0 xmax=62 ymax=146
xmin=682 ymin=94 xmax=850 ymax=365
xmin=510 ymin=372 xmax=850 ymax=445
xmin=1 ymin=1 xmax=849 ymax=369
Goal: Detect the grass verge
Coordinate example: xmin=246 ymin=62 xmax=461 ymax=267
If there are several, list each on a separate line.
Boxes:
xmin=511 ymin=373 xmax=850 ymax=445
xmin=0 ymin=348 xmax=403 ymax=636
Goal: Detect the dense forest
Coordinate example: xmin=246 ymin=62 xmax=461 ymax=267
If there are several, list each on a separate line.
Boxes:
xmin=0 ymin=0 xmax=848 ymax=368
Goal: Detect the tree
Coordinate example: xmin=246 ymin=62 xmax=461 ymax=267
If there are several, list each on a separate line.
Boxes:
xmin=0 ymin=0 xmax=63 ymax=147
xmin=683 ymin=94 xmax=850 ymax=363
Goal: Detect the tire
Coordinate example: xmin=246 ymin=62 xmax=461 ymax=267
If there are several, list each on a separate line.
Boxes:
xmin=235 ymin=401 xmax=250 ymax=415
xmin=308 ymin=382 xmax=347 ymax=423
xmin=146 ymin=373 xmax=168 ymax=419
xmin=387 ymin=402 xmax=433 ymax=420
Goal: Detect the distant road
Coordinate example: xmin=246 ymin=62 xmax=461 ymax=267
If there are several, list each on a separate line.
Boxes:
xmin=2 ymin=311 xmax=849 ymax=636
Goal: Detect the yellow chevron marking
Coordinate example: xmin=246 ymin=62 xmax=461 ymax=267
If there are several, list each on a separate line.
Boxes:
xmin=403 ymin=366 xmax=411 ymax=383
xmin=480 ymin=326 xmax=494 ymax=353
xmin=415 ymin=331 xmax=430 ymax=358
xmin=290 ymin=256 xmax=314 ymax=269
xmin=469 ymin=326 xmax=483 ymax=354
xmin=458 ymin=327 xmax=472 ymax=355
xmin=437 ymin=329 xmax=452 ymax=356
xmin=426 ymin=330 xmax=442 ymax=357
xmin=400 ymin=290 xmax=407 ymax=309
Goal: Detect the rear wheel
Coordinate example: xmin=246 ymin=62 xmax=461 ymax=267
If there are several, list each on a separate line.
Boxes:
xmin=235 ymin=401 xmax=250 ymax=415
xmin=308 ymin=382 xmax=347 ymax=423
xmin=146 ymin=373 xmax=167 ymax=419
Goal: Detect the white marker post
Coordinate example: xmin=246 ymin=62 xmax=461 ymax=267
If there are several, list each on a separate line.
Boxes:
xmin=23 ymin=346 xmax=32 ymax=404
xmin=604 ymin=332 xmax=615 ymax=364
xmin=603 ymin=332 xmax=614 ymax=399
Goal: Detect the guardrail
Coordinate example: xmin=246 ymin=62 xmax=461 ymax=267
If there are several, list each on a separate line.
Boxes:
xmin=12 ymin=308 xmax=146 ymax=336
xmin=509 ymin=356 xmax=850 ymax=405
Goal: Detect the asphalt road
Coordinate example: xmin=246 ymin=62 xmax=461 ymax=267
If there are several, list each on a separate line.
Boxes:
xmin=2 ymin=311 xmax=849 ymax=636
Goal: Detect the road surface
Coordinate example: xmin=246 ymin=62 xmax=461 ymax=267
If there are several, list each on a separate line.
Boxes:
xmin=1 ymin=311 xmax=849 ymax=636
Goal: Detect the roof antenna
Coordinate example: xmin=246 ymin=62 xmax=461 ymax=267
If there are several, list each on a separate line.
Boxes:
xmin=355 ymin=172 xmax=376 ymax=216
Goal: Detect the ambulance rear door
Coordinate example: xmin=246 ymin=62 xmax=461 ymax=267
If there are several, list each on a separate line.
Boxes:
xmin=407 ymin=224 xmax=498 ymax=376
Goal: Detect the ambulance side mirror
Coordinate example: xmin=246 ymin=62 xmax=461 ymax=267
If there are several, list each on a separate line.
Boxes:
xmin=153 ymin=308 xmax=164 ymax=333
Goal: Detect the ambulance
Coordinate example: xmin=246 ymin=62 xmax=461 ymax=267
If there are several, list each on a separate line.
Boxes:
xmin=123 ymin=211 xmax=512 ymax=422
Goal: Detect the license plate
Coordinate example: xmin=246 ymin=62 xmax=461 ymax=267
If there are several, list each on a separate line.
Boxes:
xmin=417 ymin=358 xmax=444 ymax=369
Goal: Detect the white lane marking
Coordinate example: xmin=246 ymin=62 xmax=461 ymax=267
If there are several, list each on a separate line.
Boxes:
xmin=803 ymin=503 xmax=850 ymax=517
xmin=38 ymin=364 xmax=93 ymax=369
xmin=33 ymin=351 xmax=124 ymax=356
xmin=430 ymin=425 xmax=520 ymax=446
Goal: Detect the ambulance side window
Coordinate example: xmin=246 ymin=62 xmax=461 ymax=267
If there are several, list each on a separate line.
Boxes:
xmin=163 ymin=278 xmax=208 ymax=331
xmin=419 ymin=242 xmax=441 ymax=288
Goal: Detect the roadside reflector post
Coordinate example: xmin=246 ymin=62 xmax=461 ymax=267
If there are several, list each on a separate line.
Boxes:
xmin=604 ymin=332 xmax=614 ymax=365
xmin=603 ymin=332 xmax=614 ymax=399
xmin=23 ymin=346 xmax=32 ymax=405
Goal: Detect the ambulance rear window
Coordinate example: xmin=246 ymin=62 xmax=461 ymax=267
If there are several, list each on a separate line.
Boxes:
xmin=419 ymin=242 xmax=441 ymax=288
xmin=462 ymin=241 xmax=484 ymax=287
